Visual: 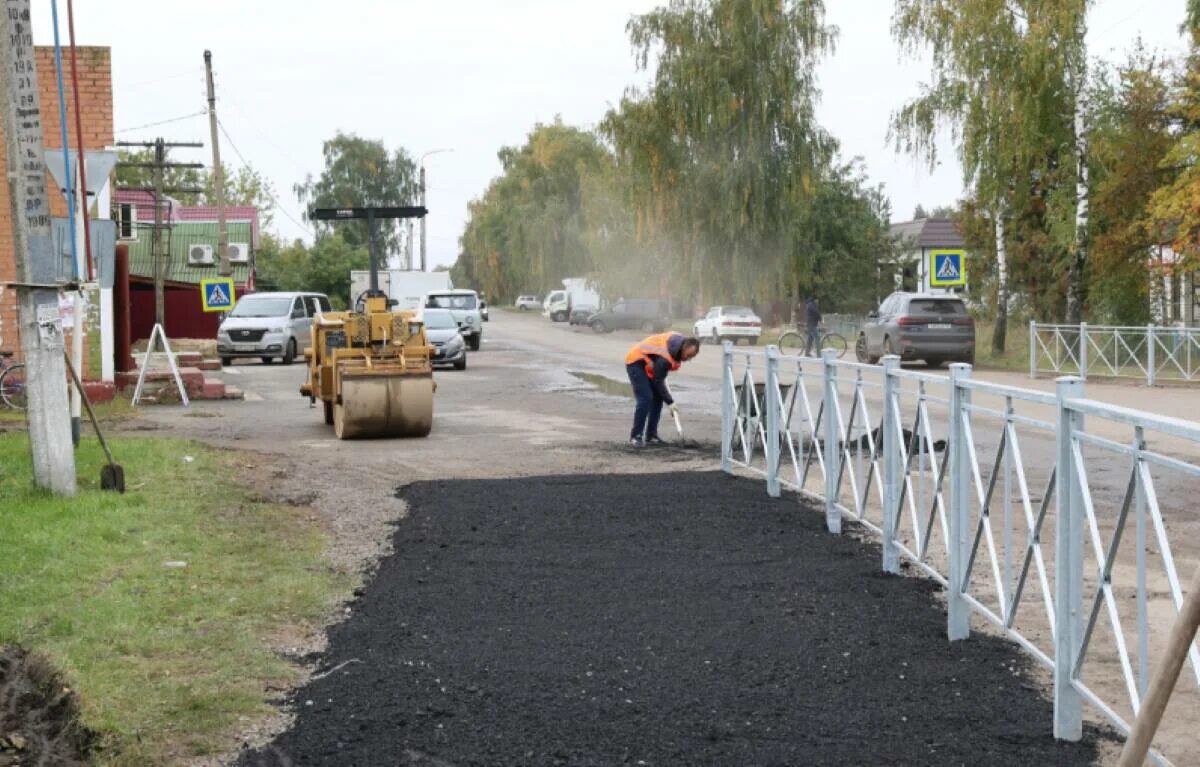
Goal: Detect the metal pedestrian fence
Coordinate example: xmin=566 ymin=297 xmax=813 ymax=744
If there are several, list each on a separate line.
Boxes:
xmin=722 ymin=341 xmax=1200 ymax=764
xmin=1030 ymin=321 xmax=1200 ymax=386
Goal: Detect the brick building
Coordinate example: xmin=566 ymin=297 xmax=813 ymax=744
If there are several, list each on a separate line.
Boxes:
xmin=0 ymin=46 xmax=113 ymax=360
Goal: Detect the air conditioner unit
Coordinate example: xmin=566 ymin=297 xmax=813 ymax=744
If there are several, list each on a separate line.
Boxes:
xmin=188 ymin=244 xmax=214 ymax=266
xmin=227 ymin=242 xmax=250 ymax=263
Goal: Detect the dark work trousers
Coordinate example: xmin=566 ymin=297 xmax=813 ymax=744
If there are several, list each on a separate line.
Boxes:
xmin=804 ymin=325 xmax=821 ymax=357
xmin=626 ymin=362 xmax=665 ymax=440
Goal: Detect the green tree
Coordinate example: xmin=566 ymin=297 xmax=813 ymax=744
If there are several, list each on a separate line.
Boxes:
xmin=114 ymin=148 xmax=206 ymax=205
xmin=303 ymin=232 xmax=369 ymax=309
xmin=206 ymin=163 xmax=278 ymax=229
xmin=294 ymin=132 xmax=418 ymax=257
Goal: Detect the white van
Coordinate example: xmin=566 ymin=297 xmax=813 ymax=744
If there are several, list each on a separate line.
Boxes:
xmin=216 ymin=291 xmax=331 ymax=366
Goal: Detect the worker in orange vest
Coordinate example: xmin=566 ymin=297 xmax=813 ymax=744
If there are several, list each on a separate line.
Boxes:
xmin=624 ymin=331 xmax=701 ymax=447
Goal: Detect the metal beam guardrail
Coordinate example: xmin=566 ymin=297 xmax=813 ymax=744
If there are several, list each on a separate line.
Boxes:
xmin=1030 ymin=321 xmax=1200 ymax=385
xmin=721 ymin=342 xmax=1200 ymax=764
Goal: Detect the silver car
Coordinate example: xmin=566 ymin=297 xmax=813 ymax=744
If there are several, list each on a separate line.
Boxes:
xmin=217 ymin=291 xmax=330 ymax=366
xmin=856 ymin=292 xmax=975 ymax=367
xmin=420 ymin=309 xmax=467 ymax=371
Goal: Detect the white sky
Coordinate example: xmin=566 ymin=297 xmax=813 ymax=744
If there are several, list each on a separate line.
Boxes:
xmin=32 ymin=0 xmax=1191 ymax=270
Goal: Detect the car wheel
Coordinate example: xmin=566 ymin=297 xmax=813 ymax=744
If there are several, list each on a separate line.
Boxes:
xmin=261 ymin=357 xmax=274 ymax=365
xmin=454 ymin=355 xmax=467 ymax=371
xmin=591 ymin=320 xmax=607 ymax=334
xmin=220 ymin=356 xmax=232 ymax=367
xmin=283 ymin=338 xmax=297 ymax=365
xmin=748 ymin=336 xmax=759 ymax=346
xmin=468 ymin=335 xmax=481 ymax=351
xmin=519 ymin=305 xmax=527 ymax=311
xmin=884 ymin=336 xmax=897 ymax=358
xmin=711 ymin=330 xmax=720 ymax=345
xmin=925 ymin=358 xmax=944 ymax=369
xmin=553 ymin=311 xmax=567 ymax=322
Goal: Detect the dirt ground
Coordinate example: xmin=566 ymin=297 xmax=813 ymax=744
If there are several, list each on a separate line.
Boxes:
xmin=110 ymin=311 xmax=1196 ymax=764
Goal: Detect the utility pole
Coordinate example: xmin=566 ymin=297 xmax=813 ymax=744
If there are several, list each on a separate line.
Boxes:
xmin=203 ymin=50 xmax=229 ymax=276
xmin=115 ymin=140 xmax=204 ymax=327
xmin=418 ymin=149 xmax=452 ymax=273
xmin=1 ymin=0 xmax=75 ymax=494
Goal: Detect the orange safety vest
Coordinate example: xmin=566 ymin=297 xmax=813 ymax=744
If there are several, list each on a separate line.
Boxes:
xmin=625 ymin=332 xmax=682 ymax=379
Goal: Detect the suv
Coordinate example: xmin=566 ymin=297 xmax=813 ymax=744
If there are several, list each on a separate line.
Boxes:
xmin=425 ymin=289 xmax=483 ymax=350
xmin=217 ymin=291 xmax=331 ymax=366
xmin=515 ymin=295 xmax=541 ymax=311
xmin=587 ymin=299 xmax=670 ymax=334
xmin=856 ymin=292 xmax=975 ymax=367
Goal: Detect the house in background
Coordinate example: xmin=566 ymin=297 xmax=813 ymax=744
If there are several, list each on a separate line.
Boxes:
xmin=886 ymin=217 xmax=971 ymax=295
xmin=115 ymin=189 xmax=259 ymax=340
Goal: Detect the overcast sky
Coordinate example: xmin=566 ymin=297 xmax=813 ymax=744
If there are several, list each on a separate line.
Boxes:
xmin=32 ymin=1 xmax=1191 ymax=270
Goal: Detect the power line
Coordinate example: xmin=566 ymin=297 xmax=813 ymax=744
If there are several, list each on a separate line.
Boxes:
xmin=215 ymin=117 xmax=313 ymax=237
xmin=116 ymin=110 xmax=207 ymax=134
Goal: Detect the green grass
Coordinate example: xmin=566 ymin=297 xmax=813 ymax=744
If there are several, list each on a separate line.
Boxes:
xmin=0 ymin=434 xmax=350 ymax=765
xmin=0 ymin=392 xmax=139 ymax=425
xmin=971 ymin=320 xmax=1032 ymax=372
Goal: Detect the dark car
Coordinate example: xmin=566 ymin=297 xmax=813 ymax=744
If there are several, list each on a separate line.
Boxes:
xmin=421 ymin=309 xmax=467 ymax=370
xmin=569 ymin=304 xmax=597 ymax=326
xmin=588 ymin=299 xmax=670 ymax=334
xmin=856 ymin=292 xmax=975 ymax=367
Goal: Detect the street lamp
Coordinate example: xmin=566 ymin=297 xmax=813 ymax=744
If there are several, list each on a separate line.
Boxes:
xmin=418 ymin=148 xmax=454 ymax=272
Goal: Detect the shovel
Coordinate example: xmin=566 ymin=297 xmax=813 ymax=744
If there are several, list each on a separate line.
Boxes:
xmin=63 ymin=352 xmax=125 ymax=492
xmin=665 ymin=381 xmax=684 ymax=439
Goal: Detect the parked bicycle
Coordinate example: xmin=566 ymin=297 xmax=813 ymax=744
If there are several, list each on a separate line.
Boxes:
xmin=0 ymin=351 xmax=26 ymax=409
xmin=777 ymin=326 xmax=847 ymax=358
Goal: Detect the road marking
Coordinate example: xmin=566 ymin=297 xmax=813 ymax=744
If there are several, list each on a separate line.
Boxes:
xmin=243 ymin=390 xmax=264 ymax=402
xmin=222 ymin=368 xmax=242 ymax=376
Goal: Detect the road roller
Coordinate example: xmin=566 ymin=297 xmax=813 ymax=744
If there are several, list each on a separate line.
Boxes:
xmin=299 ymin=206 xmax=435 ymax=439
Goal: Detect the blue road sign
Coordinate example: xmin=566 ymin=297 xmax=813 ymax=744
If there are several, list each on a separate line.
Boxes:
xmin=929 ymin=249 xmax=966 ymax=287
xmin=200 ymin=278 xmax=236 ymax=312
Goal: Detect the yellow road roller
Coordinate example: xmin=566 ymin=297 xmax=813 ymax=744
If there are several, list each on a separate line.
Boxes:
xmin=299 ymin=206 xmax=435 ymax=439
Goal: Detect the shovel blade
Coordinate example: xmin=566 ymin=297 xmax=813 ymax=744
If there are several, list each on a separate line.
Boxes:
xmin=101 ymin=464 xmax=125 ymax=493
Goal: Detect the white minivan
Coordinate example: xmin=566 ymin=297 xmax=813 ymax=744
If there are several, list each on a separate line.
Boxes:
xmin=217 ymin=291 xmax=331 ymax=366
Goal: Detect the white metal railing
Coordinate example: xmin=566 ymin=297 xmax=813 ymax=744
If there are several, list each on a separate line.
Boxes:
xmin=721 ymin=342 xmax=1200 ymax=764
xmin=1030 ymin=321 xmax=1200 ymax=385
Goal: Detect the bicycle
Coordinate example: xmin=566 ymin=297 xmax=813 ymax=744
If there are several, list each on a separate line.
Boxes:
xmin=0 ymin=351 xmax=26 ymax=410
xmin=777 ymin=326 xmax=847 ymax=358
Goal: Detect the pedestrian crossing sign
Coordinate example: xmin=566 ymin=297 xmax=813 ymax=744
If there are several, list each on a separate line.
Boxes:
xmin=200 ymin=277 xmax=236 ymax=312
xmin=929 ymin=249 xmax=966 ymax=287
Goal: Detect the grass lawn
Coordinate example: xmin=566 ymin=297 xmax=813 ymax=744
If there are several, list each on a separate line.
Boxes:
xmin=0 ymin=433 xmax=349 ymax=765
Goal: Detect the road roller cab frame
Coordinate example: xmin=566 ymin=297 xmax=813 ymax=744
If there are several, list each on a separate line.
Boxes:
xmin=300 ymin=206 xmax=436 ymax=439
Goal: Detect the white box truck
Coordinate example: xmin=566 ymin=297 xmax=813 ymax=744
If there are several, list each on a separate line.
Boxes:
xmin=350 ymin=270 xmax=452 ymax=311
xmin=543 ymin=277 xmax=600 ymax=322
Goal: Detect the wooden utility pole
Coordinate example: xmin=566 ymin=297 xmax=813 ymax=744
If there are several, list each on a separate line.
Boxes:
xmin=114 ymin=140 xmax=203 ymax=328
xmin=0 ymin=0 xmax=75 ymax=495
xmin=203 ymin=50 xmax=229 ymax=276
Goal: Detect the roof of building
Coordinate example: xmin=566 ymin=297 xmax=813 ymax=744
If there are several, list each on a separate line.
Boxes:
xmin=125 ymin=220 xmax=255 ymax=286
xmin=889 ymin=218 xmax=965 ymax=249
xmin=114 ymin=189 xmax=261 ymax=246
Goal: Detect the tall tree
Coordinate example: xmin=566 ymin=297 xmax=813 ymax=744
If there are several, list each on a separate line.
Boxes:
xmin=294 ymin=132 xmax=418 ymax=257
xmin=114 ymin=148 xmax=207 ymax=205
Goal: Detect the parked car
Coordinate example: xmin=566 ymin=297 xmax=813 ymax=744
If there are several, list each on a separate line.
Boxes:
xmin=569 ymin=304 xmax=597 ymax=326
xmin=514 ymin=295 xmax=541 ymax=311
xmin=693 ymin=305 xmax=762 ymax=345
xmin=420 ymin=308 xmax=467 ymax=370
xmin=856 ymin=292 xmax=975 ymax=367
xmin=587 ymin=299 xmax=670 ymax=334
xmin=216 ymin=291 xmax=331 ymax=366
xmin=425 ymin=289 xmax=483 ymax=350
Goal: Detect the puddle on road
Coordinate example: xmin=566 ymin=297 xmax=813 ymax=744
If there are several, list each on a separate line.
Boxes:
xmin=569 ymin=371 xmax=632 ymax=398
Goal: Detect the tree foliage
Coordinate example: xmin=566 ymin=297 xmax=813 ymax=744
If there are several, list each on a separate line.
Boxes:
xmin=293 ymin=132 xmax=418 ymax=257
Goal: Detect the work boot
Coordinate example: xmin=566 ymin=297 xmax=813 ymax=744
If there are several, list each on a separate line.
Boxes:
xmin=644 ymin=435 xmax=667 ymax=446
xmin=628 ymin=437 xmax=645 ymax=448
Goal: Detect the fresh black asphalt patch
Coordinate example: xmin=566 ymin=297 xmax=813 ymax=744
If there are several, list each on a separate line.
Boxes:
xmin=238 ymin=471 xmax=1111 ymax=766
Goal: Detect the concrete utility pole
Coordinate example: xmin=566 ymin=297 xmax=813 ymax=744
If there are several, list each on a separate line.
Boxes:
xmin=114 ymin=140 xmax=204 ymax=328
xmin=204 ymin=50 xmax=229 ymax=276
xmin=418 ymin=148 xmax=452 ymax=273
xmin=0 ymin=0 xmax=75 ymax=494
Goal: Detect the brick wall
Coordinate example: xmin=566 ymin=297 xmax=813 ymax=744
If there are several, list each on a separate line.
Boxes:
xmin=0 ymin=46 xmax=113 ymax=359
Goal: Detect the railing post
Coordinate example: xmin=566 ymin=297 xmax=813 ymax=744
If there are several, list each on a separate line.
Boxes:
xmin=881 ymin=355 xmax=902 ymax=574
xmin=1147 ymin=324 xmax=1156 ymax=387
xmin=765 ymin=344 xmax=781 ymax=498
xmin=822 ymin=348 xmax=841 ymax=534
xmin=1029 ymin=320 xmax=1037 ymax=378
xmin=948 ymin=362 xmax=973 ymax=641
xmin=1079 ymin=322 xmax=1088 ymax=380
xmin=721 ymin=341 xmax=734 ymax=473
xmin=1054 ymin=375 xmax=1086 ymax=741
